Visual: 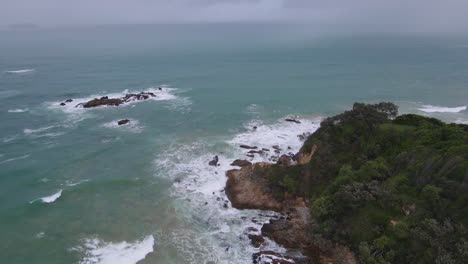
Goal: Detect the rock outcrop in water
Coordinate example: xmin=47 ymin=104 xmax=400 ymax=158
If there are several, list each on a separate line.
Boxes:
xmin=117 ymin=119 xmax=130 ymax=125
xmin=75 ymin=92 xmax=156 ymax=108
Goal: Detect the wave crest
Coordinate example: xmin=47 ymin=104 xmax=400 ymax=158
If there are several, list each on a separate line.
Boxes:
xmin=418 ymin=105 xmax=466 ymax=113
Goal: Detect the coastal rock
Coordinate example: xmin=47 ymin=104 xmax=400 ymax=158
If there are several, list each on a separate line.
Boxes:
xmin=209 ymin=155 xmax=219 ymax=166
xmin=117 ymin=119 xmax=130 ymax=125
xmin=225 ymin=163 xmax=283 ymax=211
xmin=240 ymin=145 xmax=258 ymax=150
xmin=285 ymin=118 xmax=301 ymax=124
xmin=60 ymin=102 xmax=66 ymax=106
xmin=248 ymin=234 xmax=265 ymax=248
xmin=65 ymin=99 xmax=73 ymax=103
xmin=296 ymin=144 xmax=317 ymax=165
xmin=277 ymin=154 xmax=293 ymax=166
xmin=77 ymin=92 xmax=156 ymax=108
xmin=230 ymin=159 xmax=252 ymax=167
xmin=298 ymin=132 xmax=311 ymax=141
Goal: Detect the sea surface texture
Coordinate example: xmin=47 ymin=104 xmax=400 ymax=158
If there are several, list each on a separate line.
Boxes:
xmin=0 ymin=24 xmax=467 ymax=263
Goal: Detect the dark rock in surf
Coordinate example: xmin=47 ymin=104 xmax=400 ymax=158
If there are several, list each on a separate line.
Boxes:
xmin=240 ymin=145 xmax=258 ymax=150
xmin=117 ymin=119 xmax=130 ymax=125
xmin=209 ymin=155 xmax=219 ymax=166
xmin=285 ymin=118 xmax=301 ymax=124
xmin=77 ymin=92 xmax=157 ymax=108
xmin=60 ymin=102 xmax=66 ymax=106
xmin=248 ymin=234 xmax=265 ymax=248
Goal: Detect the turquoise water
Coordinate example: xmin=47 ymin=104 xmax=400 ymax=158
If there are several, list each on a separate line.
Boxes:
xmin=0 ymin=24 xmax=467 ymax=264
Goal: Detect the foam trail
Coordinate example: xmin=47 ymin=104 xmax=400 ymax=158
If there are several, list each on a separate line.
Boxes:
xmin=8 ymin=108 xmax=29 ymax=113
xmin=64 ymin=179 xmax=90 ymax=187
xmin=31 ymin=190 xmax=62 ymax=204
xmin=79 ymin=235 xmax=154 ymax=264
xmin=23 ymin=126 xmax=56 ymax=135
xmin=4 ymin=69 xmax=35 ymax=74
xmin=0 ymin=154 xmax=31 ymax=165
xmin=418 ymin=105 xmax=466 ymax=113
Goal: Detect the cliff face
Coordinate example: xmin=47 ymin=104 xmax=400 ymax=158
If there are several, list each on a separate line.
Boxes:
xmin=225 ymin=103 xmax=468 ymax=264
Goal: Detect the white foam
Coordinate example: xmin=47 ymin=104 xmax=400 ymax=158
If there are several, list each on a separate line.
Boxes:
xmin=31 ymin=190 xmax=62 ymax=204
xmin=418 ymin=105 xmax=466 ymax=113
xmin=229 ymin=117 xmax=321 ymax=163
xmin=79 ymin=235 xmax=154 ymax=264
xmin=23 ymin=126 xmax=56 ymax=135
xmin=40 ymin=190 xmax=62 ymax=203
xmin=46 ymin=86 xmax=185 ymax=123
xmin=154 ymin=115 xmax=320 ymax=263
xmin=64 ymin=179 xmax=90 ymax=187
xmin=0 ymin=154 xmax=31 ymax=165
xmin=4 ymin=69 xmax=35 ymax=74
xmin=102 ymin=119 xmax=143 ymax=133
xmin=8 ymin=108 xmax=29 ymax=113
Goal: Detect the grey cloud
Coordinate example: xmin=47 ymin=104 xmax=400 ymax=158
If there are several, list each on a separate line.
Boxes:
xmin=1 ymin=0 xmax=468 ymax=32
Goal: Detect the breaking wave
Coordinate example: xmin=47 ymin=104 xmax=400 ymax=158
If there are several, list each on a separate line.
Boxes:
xmin=154 ymin=115 xmax=320 ymax=263
xmin=78 ymin=235 xmax=155 ymax=264
xmin=418 ymin=105 xmax=466 ymax=113
xmin=4 ymin=69 xmax=35 ymax=74
xmin=31 ymin=190 xmax=62 ymax=204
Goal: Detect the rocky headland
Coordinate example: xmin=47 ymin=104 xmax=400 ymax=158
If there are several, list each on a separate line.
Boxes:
xmin=224 ymin=102 xmax=468 ymax=264
xmin=226 ymin=145 xmax=356 ymax=264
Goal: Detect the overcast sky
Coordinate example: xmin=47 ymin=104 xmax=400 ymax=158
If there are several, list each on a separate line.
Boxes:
xmin=1 ymin=0 xmax=468 ymax=32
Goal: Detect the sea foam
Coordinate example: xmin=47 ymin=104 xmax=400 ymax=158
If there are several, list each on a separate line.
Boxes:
xmin=46 ymin=86 xmax=184 ymax=123
xmin=0 ymin=154 xmax=31 ymax=165
xmin=154 ymin=115 xmax=320 ymax=263
xmin=79 ymin=235 xmax=154 ymax=264
xmin=418 ymin=105 xmax=466 ymax=113
xmin=31 ymin=190 xmax=62 ymax=204
xmin=4 ymin=69 xmax=35 ymax=74
xmin=8 ymin=108 xmax=29 ymax=113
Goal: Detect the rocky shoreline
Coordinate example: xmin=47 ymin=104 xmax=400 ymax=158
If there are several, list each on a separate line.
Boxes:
xmin=225 ymin=141 xmax=356 ymax=264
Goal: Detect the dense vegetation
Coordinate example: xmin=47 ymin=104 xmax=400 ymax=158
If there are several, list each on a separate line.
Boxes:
xmin=268 ymin=103 xmax=468 ymax=264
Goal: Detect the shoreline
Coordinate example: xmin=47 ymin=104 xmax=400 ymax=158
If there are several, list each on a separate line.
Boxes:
xmin=222 ymin=120 xmax=357 ymax=264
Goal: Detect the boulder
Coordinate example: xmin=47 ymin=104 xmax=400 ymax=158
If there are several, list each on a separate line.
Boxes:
xmin=65 ymin=99 xmax=73 ymax=103
xmin=240 ymin=145 xmax=257 ymax=150
xmin=285 ymin=118 xmax=301 ymax=124
xmin=60 ymin=102 xmax=66 ymax=106
xmin=248 ymin=234 xmax=265 ymax=248
xmin=208 ymin=155 xmax=219 ymax=166
xmin=230 ymin=159 xmax=252 ymax=167
xmin=277 ymin=154 xmax=292 ymax=166
xmin=117 ymin=119 xmax=130 ymax=125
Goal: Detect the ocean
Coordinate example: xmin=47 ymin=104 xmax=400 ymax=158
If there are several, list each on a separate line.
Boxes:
xmin=0 ymin=24 xmax=467 ymax=264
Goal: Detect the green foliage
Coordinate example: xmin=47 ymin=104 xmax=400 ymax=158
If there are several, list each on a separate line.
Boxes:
xmin=266 ymin=102 xmax=468 ymax=263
